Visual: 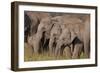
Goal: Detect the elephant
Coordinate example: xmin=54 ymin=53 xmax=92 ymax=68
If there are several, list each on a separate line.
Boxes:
xmin=54 ymin=27 xmax=72 ymax=57
xmin=60 ymin=34 xmax=84 ymax=59
xmin=71 ymin=15 xmax=90 ymax=58
xmin=49 ymin=16 xmax=62 ymax=55
xmin=54 ymin=15 xmax=90 ymax=58
xmin=33 ymin=17 xmax=54 ymax=54
xmin=24 ymin=12 xmax=51 ymax=43
xmin=49 ymin=16 xmax=80 ymax=56
xmin=24 ymin=12 xmax=53 ymax=55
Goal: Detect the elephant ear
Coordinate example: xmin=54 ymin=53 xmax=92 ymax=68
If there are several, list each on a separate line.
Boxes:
xmin=71 ymin=31 xmax=77 ymax=43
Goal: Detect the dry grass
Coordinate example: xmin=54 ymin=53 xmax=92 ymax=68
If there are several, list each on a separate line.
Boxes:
xmin=25 ymin=52 xmax=69 ymax=62
xmin=24 ymin=43 xmax=87 ymax=62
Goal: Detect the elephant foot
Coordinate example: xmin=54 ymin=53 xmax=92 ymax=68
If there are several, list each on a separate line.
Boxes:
xmin=63 ymin=47 xmax=72 ymax=59
xmin=33 ymin=49 xmax=39 ymax=55
xmin=72 ymin=44 xmax=83 ymax=59
xmin=84 ymin=53 xmax=90 ymax=58
xmin=55 ymin=50 xmax=62 ymax=59
xmin=49 ymin=51 xmax=54 ymax=56
xmin=49 ymin=48 xmax=54 ymax=56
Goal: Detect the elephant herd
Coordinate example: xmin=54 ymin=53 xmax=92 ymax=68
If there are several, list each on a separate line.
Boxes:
xmin=24 ymin=11 xmax=90 ymax=59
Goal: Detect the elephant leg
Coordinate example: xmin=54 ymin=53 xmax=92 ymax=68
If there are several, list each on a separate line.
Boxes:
xmin=49 ymin=37 xmax=54 ymax=55
xmin=33 ymin=32 xmax=43 ymax=54
xmin=63 ymin=46 xmax=72 ymax=59
xmin=84 ymin=40 xmax=90 ymax=58
xmin=70 ymin=44 xmax=74 ymax=55
xmin=55 ymin=42 xmax=62 ymax=57
xmin=33 ymin=39 xmax=40 ymax=54
xmin=72 ymin=43 xmax=83 ymax=59
xmin=27 ymin=36 xmax=34 ymax=53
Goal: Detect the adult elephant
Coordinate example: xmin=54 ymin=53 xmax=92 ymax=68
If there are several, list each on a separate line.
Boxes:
xmin=49 ymin=16 xmax=62 ymax=55
xmin=54 ymin=15 xmax=90 ymax=58
xmin=25 ymin=12 xmax=52 ymax=55
xmin=24 ymin=12 xmax=51 ymax=42
xmin=33 ymin=17 xmax=54 ymax=54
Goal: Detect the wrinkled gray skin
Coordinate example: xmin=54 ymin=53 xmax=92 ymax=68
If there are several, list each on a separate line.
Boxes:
xmin=54 ymin=15 xmax=90 ymax=58
xmin=33 ymin=17 xmax=54 ymax=54
xmin=49 ymin=16 xmax=62 ymax=55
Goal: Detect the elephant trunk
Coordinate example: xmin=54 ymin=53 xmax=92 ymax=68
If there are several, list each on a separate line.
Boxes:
xmin=55 ymin=42 xmax=62 ymax=57
xmin=33 ymin=31 xmax=43 ymax=54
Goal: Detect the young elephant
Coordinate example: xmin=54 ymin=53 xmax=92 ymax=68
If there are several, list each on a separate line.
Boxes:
xmin=55 ymin=28 xmax=72 ymax=56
